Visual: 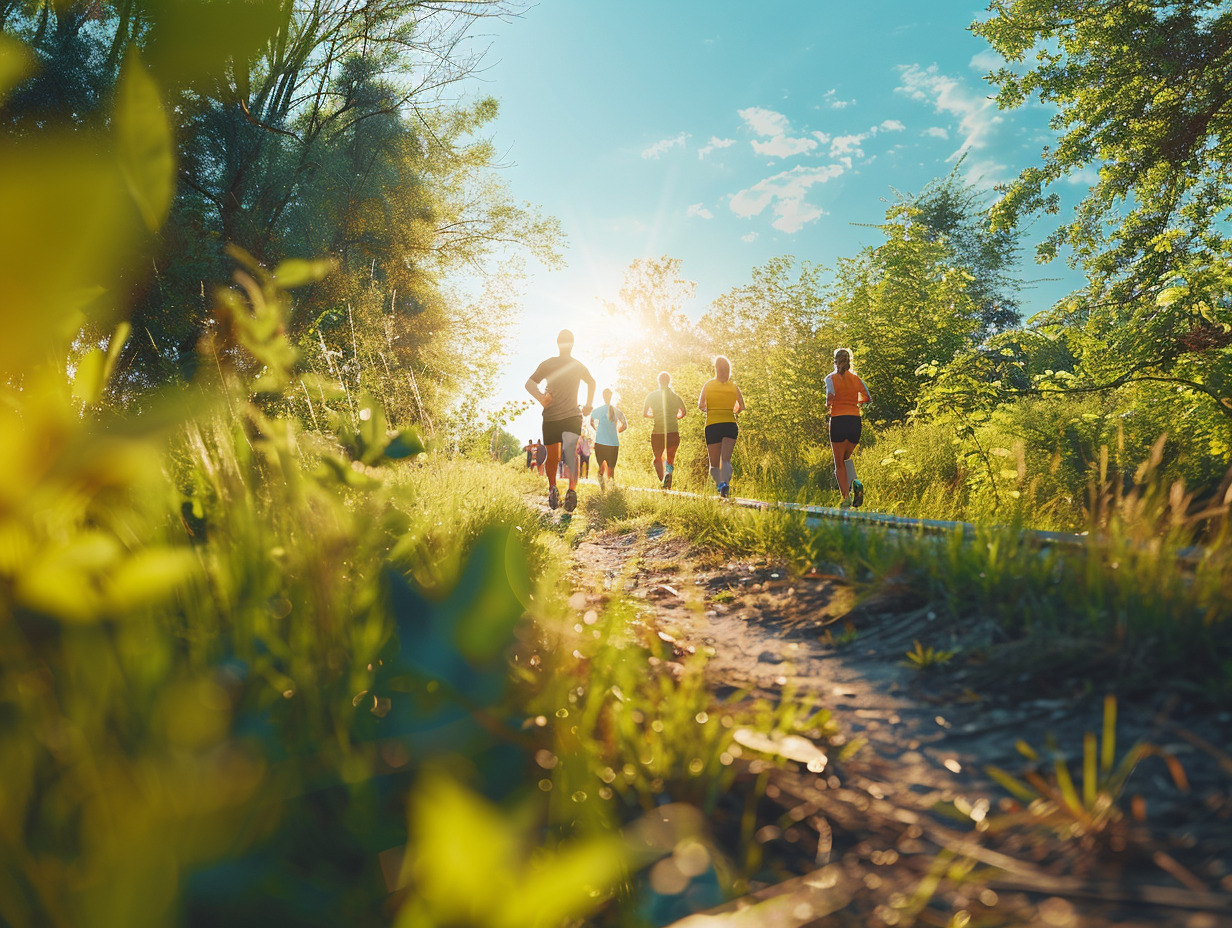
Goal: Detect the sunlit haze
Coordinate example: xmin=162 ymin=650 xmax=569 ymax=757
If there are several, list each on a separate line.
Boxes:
xmin=474 ymin=0 xmax=1087 ymax=439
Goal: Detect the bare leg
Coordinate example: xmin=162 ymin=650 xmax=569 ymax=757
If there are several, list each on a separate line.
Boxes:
xmin=719 ymin=436 xmax=736 ymax=485
xmin=707 ymin=442 xmax=722 ymax=487
xmin=562 ymin=431 xmax=580 ymax=489
xmin=545 ymin=443 xmax=561 ymax=488
xmin=832 ymin=441 xmax=855 ymax=498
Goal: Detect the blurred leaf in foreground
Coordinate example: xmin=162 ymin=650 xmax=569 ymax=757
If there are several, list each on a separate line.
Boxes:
xmin=115 ymin=52 xmax=175 ymax=232
xmin=0 ymin=34 xmax=35 ymax=101
xmin=396 ymin=771 xmax=625 ymax=928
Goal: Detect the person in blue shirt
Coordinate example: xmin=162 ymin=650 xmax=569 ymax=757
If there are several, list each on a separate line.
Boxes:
xmin=589 ymin=388 xmax=628 ymax=490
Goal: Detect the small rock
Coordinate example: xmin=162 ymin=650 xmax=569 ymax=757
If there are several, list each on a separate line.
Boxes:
xmin=758 ymin=650 xmax=784 ymax=664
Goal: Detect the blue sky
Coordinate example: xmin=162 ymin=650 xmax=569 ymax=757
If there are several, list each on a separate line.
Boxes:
xmin=472 ymin=1 xmax=1087 ymax=439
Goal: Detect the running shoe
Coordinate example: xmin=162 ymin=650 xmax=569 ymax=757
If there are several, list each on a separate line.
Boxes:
xmin=662 ymin=471 xmax=673 ymax=490
xmin=548 ymin=486 xmax=559 ymax=510
xmin=851 ymin=479 xmax=864 ymax=509
xmin=564 ymin=488 xmax=577 ymax=513
xmin=718 ymin=482 xmax=730 ymax=499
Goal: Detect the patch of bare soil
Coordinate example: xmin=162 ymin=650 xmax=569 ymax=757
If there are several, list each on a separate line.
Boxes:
xmin=572 ymin=524 xmax=1232 ymax=928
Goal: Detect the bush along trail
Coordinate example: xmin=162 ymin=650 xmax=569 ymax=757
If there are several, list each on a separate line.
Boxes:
xmin=537 ymin=480 xmax=1232 ymax=927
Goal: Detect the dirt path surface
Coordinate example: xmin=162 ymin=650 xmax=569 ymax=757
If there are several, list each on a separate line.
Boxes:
xmin=567 ymin=520 xmax=1232 ymax=927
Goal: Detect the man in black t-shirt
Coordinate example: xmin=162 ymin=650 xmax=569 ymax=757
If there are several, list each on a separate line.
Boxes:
xmin=525 ymin=329 xmax=595 ymax=512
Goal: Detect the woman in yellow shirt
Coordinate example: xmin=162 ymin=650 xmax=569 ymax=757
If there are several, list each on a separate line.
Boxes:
xmin=825 ymin=347 xmax=872 ymax=508
xmin=698 ymin=355 xmax=746 ymax=498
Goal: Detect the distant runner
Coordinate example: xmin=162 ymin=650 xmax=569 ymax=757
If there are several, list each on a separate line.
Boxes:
xmin=825 ymin=347 xmax=871 ymax=509
xmin=535 ymin=440 xmax=547 ymax=475
xmin=577 ymin=431 xmax=591 ymax=480
xmin=524 ymin=438 xmax=535 ymax=471
xmin=525 ymin=330 xmax=595 ymax=512
xmin=643 ymin=371 xmax=687 ymax=489
xmin=698 ymin=356 xmax=745 ymax=498
xmin=590 ymin=388 xmax=628 ymax=490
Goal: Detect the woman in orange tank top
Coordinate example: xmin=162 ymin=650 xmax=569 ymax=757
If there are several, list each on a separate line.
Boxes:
xmin=824 ymin=348 xmax=871 ymax=508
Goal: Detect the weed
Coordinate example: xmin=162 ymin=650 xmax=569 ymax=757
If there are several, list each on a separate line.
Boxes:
xmin=902 ymin=639 xmax=958 ymax=670
xmin=983 ymin=695 xmax=1189 ymax=840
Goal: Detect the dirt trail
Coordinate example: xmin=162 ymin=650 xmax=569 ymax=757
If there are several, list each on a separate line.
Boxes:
xmin=567 ymin=520 xmax=1232 ymax=927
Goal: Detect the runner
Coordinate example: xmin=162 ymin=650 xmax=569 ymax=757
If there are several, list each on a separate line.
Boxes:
xmin=825 ymin=347 xmax=871 ymax=509
xmin=535 ymin=439 xmax=547 ymax=475
xmin=577 ymin=431 xmax=591 ymax=480
xmin=524 ymin=438 xmax=535 ymax=471
xmin=698 ymin=356 xmax=745 ymax=498
xmin=643 ymin=370 xmax=687 ymax=489
xmin=524 ymin=330 xmax=595 ymax=512
xmin=589 ymin=388 xmax=628 ymax=490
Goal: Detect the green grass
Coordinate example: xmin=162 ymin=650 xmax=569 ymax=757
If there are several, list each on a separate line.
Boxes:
xmin=585 ymin=480 xmax=1232 ymax=704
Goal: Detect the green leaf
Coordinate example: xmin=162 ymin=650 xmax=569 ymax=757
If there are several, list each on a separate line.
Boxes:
xmin=115 ymin=52 xmax=175 ymax=232
xmin=106 ymin=547 xmax=198 ymax=613
xmin=273 ymin=258 xmax=335 ymax=289
xmin=72 ymin=349 xmax=106 ymax=405
xmin=0 ymin=35 xmax=35 ymax=102
xmin=142 ymin=0 xmax=289 ymax=87
xmin=1155 ymin=286 xmax=1186 ymax=308
xmin=383 ymin=429 xmax=426 ymax=460
xmin=451 ymin=527 xmax=529 ymax=664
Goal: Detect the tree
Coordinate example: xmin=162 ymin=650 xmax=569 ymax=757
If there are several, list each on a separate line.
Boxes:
xmin=831 ymin=199 xmax=987 ymax=423
xmin=890 ymin=165 xmax=1022 ymax=335
xmin=2 ymin=0 xmax=554 ymax=425
xmin=972 ymin=0 xmax=1232 ymax=419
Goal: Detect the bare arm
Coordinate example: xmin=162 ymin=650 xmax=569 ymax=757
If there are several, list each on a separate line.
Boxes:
xmin=643 ymin=404 xmax=654 ymax=419
xmin=734 ymin=386 xmax=746 ymax=415
xmin=697 ymin=383 xmax=708 ymax=412
xmin=525 ymin=377 xmax=550 ymax=409
xmin=858 ymin=377 xmax=872 ymax=405
xmin=617 ymin=410 xmax=629 ymax=433
xmin=581 ymin=369 xmax=596 ymax=416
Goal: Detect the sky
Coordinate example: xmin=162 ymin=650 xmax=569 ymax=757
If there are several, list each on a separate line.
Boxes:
xmin=464 ymin=1 xmax=1088 ymax=440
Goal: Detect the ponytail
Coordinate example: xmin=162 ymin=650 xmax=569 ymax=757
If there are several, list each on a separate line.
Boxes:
xmin=603 ymin=387 xmax=615 ymax=422
xmin=834 ymin=348 xmax=852 ymax=376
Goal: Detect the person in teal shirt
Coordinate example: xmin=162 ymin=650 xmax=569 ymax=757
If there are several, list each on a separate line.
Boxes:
xmin=589 ymin=388 xmax=628 ymax=490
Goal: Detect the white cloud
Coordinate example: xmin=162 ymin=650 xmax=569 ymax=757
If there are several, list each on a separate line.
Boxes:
xmin=895 ymin=63 xmax=1002 ymax=159
xmin=969 ymin=49 xmax=1004 ymax=73
xmin=1065 ymin=165 xmax=1101 ymax=186
xmin=752 ymin=135 xmax=818 ymax=158
xmin=923 ymin=126 xmax=949 ymax=139
xmin=812 ymin=130 xmax=832 ymax=145
xmin=641 ymin=132 xmax=689 ymax=159
xmin=830 ymin=133 xmax=866 ymax=157
xmin=961 ymin=157 xmax=1011 ymax=190
xmin=741 ymin=232 xmax=759 ymax=243
xmin=730 ymin=164 xmax=842 ymax=233
xmin=739 ymin=107 xmax=818 ymax=160
xmin=878 ymin=119 xmax=906 ymax=132
xmin=687 ymin=203 xmax=715 ymax=220
xmin=698 ymin=136 xmax=736 ymax=159
xmin=738 ymin=106 xmax=790 ymax=138
xmin=823 ymin=89 xmax=856 ymax=109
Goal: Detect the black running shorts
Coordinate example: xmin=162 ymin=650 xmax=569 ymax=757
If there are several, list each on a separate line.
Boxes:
xmin=593 ymin=442 xmax=619 ymax=470
xmin=543 ymin=415 xmax=583 ymax=446
xmin=704 ymin=422 xmax=739 ymax=444
xmin=829 ymin=415 xmax=862 ymax=444
xmin=651 ymin=432 xmax=681 ymax=456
